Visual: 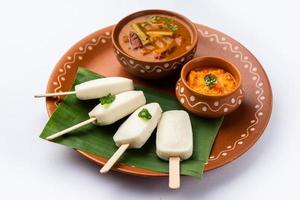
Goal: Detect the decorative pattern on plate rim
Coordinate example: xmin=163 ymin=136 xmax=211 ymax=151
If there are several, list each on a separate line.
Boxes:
xmin=116 ymin=50 xmax=196 ymax=74
xmin=176 ymin=80 xmax=243 ymax=113
xmin=198 ymin=29 xmax=265 ymax=162
xmin=51 ymin=28 xmax=265 ymax=163
xmin=52 ymin=32 xmax=111 ymax=105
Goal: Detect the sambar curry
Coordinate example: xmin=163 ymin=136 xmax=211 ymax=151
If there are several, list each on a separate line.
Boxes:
xmin=187 ymin=67 xmax=237 ymax=96
xmin=119 ymin=15 xmax=193 ymax=61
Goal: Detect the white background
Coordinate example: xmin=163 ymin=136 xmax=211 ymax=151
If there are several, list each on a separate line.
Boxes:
xmin=0 ymin=0 xmax=299 ymax=199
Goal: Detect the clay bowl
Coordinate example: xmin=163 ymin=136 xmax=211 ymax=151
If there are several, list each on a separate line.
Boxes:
xmin=112 ymin=9 xmax=198 ymax=79
xmin=176 ymin=56 xmax=243 ymax=118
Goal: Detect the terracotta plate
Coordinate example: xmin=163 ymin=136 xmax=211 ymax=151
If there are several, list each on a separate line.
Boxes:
xmin=46 ymin=24 xmax=272 ymax=177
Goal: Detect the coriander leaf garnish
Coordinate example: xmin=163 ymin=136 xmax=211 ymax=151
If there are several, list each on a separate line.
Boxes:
xmin=204 ymin=74 xmax=217 ymax=88
xmin=163 ymin=17 xmax=173 ymax=24
xmin=162 ymin=17 xmax=178 ymax=32
xmin=99 ymin=93 xmax=116 ymax=105
xmin=149 ymin=16 xmax=161 ymax=23
xmin=138 ymin=108 xmax=152 ymax=120
xmin=167 ymin=24 xmax=178 ymax=32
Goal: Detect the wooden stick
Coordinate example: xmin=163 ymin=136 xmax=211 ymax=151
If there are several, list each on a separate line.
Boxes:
xmin=34 ymin=91 xmax=76 ymax=98
xmin=169 ymin=157 xmax=180 ymax=189
xmin=100 ymin=143 xmax=130 ymax=174
xmin=46 ymin=117 xmax=96 ymax=140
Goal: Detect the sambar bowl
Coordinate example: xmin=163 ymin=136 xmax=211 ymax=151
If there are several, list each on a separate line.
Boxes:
xmin=112 ymin=9 xmax=198 ymax=79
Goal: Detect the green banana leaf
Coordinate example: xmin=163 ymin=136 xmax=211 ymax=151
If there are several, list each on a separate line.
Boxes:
xmin=40 ymin=67 xmax=223 ymax=178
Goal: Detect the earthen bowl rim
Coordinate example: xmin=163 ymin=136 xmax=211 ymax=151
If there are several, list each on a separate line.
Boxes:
xmin=180 ymin=56 xmax=242 ymax=99
xmin=112 ymin=9 xmax=198 ymax=63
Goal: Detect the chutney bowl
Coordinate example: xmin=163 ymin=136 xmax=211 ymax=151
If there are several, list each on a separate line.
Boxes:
xmin=176 ymin=56 xmax=244 ymax=118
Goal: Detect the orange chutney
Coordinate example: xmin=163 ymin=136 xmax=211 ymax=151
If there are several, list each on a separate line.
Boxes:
xmin=187 ymin=67 xmax=237 ymax=96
